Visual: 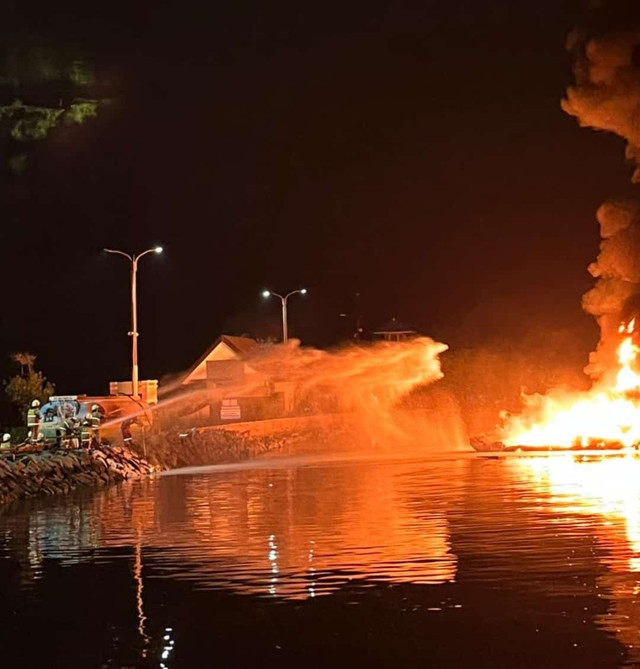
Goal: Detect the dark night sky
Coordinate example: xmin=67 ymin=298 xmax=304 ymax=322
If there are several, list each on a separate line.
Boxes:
xmin=1 ymin=0 xmax=636 ymax=394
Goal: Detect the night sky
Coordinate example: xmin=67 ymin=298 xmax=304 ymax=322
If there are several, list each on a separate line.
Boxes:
xmin=1 ymin=0 xmax=636 ymax=394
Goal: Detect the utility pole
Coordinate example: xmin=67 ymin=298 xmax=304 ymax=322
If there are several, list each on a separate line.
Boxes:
xmin=104 ymin=246 xmax=163 ymax=398
xmin=262 ymin=288 xmax=307 ymax=343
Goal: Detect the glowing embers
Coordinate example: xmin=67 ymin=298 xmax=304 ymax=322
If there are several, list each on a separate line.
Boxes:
xmin=502 ymin=321 xmax=640 ymax=449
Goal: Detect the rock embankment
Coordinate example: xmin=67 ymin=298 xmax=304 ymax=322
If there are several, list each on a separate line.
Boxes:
xmin=0 ymin=422 xmax=313 ymax=505
xmin=144 ymin=427 xmax=297 ymax=469
xmin=0 ymin=446 xmax=152 ymax=505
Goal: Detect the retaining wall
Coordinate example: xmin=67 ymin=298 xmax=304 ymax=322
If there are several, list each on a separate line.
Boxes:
xmin=206 ymin=413 xmax=348 ymax=437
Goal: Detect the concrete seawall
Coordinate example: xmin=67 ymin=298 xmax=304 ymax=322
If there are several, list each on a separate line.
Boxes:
xmin=206 ymin=413 xmax=348 ymax=437
xmin=0 ymin=446 xmax=152 ymax=506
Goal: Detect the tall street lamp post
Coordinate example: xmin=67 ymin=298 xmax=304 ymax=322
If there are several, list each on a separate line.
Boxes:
xmin=262 ymin=288 xmax=307 ymax=343
xmin=104 ymin=246 xmax=163 ymax=398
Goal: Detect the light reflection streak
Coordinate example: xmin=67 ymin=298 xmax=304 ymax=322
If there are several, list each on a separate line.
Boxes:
xmin=159 ymin=626 xmax=175 ymax=669
xmin=134 ymin=529 xmax=150 ymax=658
xmin=308 ymin=540 xmax=316 ymax=598
xmin=268 ymin=533 xmax=278 ymax=596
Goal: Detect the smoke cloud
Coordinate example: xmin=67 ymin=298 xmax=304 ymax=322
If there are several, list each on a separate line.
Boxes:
xmin=562 ymin=1 xmax=640 ymax=180
xmin=563 ymin=1 xmax=640 ymax=379
xmin=582 ymin=199 xmax=640 ymax=378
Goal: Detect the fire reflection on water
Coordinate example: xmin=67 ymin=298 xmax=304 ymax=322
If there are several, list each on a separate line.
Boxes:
xmin=119 ymin=460 xmax=462 ymax=599
xmin=513 ymin=454 xmax=640 ymax=661
xmin=7 ymin=454 xmax=640 ymax=664
xmin=514 ymin=456 xmax=640 ymax=567
xmin=8 ymin=458 xmax=461 ymax=600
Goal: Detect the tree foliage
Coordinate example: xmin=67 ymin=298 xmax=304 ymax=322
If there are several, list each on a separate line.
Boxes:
xmin=0 ymin=31 xmax=103 ymax=172
xmin=0 ymin=98 xmax=98 ymax=142
xmin=4 ymin=352 xmax=54 ymax=416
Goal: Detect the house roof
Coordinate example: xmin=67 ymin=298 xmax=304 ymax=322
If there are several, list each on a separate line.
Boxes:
xmin=220 ymin=335 xmax=260 ymax=356
xmin=372 ymin=318 xmax=417 ymax=334
xmin=182 ymin=335 xmax=260 ymax=384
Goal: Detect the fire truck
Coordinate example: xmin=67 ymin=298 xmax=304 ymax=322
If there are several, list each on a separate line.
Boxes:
xmin=37 ymin=394 xmax=152 ymax=447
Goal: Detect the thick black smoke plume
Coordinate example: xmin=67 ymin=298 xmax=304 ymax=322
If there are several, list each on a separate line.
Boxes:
xmin=563 ymin=1 xmax=640 ymax=179
xmin=563 ymin=1 xmax=640 ymax=380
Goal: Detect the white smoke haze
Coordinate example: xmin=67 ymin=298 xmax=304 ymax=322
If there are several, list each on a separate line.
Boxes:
xmin=149 ymin=337 xmax=466 ymax=452
xmin=247 ymin=337 xmax=447 ymax=411
xmin=246 ymin=337 xmax=466 ymax=448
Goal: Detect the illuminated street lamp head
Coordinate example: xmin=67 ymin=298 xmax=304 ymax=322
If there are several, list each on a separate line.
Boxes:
xmin=154 ymin=246 xmax=163 ymax=254
xmin=300 ymin=288 xmax=307 ymax=295
xmin=262 ymin=290 xmax=271 ymax=298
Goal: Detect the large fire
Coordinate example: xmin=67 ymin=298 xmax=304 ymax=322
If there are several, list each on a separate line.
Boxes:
xmin=502 ymin=319 xmax=640 ymax=449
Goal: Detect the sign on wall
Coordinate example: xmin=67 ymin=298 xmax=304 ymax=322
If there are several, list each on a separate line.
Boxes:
xmin=220 ymin=399 xmax=241 ymax=420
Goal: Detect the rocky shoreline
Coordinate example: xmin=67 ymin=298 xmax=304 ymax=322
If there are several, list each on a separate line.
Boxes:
xmin=143 ymin=425 xmax=304 ymax=469
xmin=0 ymin=445 xmax=152 ymax=506
xmin=0 ymin=425 xmax=305 ymax=506
xmin=0 ymin=412 xmax=340 ymax=505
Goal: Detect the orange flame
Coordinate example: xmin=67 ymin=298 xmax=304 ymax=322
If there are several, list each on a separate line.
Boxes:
xmin=502 ymin=319 xmax=640 ymax=448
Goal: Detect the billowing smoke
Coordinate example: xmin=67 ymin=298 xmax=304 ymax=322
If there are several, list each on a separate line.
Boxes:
xmin=562 ymin=1 xmax=640 ymax=180
xmin=562 ymin=1 xmax=640 ymax=380
xmin=582 ymin=200 xmax=640 ymax=379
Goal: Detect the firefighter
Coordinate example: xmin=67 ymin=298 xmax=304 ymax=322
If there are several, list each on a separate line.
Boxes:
xmin=80 ymin=413 xmax=92 ymax=449
xmin=61 ymin=416 xmax=73 ymax=449
xmin=54 ymin=425 xmax=64 ymax=450
xmin=68 ymin=416 xmax=81 ymax=449
xmin=0 ymin=433 xmax=11 ymax=451
xmin=89 ymin=404 xmax=102 ymax=446
xmin=121 ymin=416 xmax=139 ymax=447
xmin=27 ymin=399 xmax=41 ymax=443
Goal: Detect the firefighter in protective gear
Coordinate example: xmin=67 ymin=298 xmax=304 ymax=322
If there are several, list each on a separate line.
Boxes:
xmin=61 ymin=417 xmax=73 ymax=449
xmin=0 ymin=433 xmax=10 ymax=451
xmin=89 ymin=404 xmax=102 ymax=446
xmin=121 ymin=416 xmax=139 ymax=446
xmin=68 ymin=417 xmax=81 ymax=449
xmin=27 ymin=399 xmax=41 ymax=443
xmin=80 ymin=414 xmax=92 ymax=449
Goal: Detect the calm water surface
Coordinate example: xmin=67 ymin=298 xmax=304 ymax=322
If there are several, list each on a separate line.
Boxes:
xmin=1 ymin=448 xmax=640 ymax=668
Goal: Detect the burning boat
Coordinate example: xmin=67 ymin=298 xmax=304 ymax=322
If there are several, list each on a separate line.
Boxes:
xmin=472 ymin=319 xmax=640 ymax=454
xmin=470 ymin=437 xmax=633 ymax=454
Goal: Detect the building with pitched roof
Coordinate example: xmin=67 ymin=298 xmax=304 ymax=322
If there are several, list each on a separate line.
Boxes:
xmin=178 ymin=335 xmax=294 ymax=424
xmin=182 ymin=335 xmax=262 ymax=387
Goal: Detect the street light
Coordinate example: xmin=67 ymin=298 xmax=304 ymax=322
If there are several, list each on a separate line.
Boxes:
xmin=262 ymin=288 xmax=307 ymax=343
xmin=104 ymin=246 xmax=163 ymax=398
